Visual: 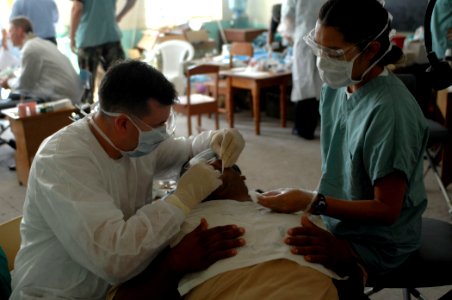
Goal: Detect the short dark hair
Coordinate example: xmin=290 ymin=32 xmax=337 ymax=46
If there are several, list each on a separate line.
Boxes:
xmin=10 ymin=16 xmax=33 ymax=34
xmin=99 ymin=60 xmax=177 ymax=117
xmin=318 ymin=0 xmax=403 ymax=66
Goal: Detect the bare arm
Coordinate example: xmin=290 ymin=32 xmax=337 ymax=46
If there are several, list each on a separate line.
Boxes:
xmin=69 ymin=0 xmax=83 ymax=53
xmin=116 ymin=0 xmax=137 ymax=23
xmin=113 ymin=219 xmax=245 ymax=300
xmin=259 ymin=171 xmax=406 ymax=225
xmin=321 ymin=172 xmax=406 ymax=225
xmin=113 ymin=247 xmax=182 ymax=300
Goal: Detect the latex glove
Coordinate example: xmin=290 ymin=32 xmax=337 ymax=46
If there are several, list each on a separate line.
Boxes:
xmin=257 ymin=188 xmax=315 ymax=213
xmin=165 ymin=162 xmax=222 ymax=214
xmin=210 ymin=129 xmax=245 ymax=168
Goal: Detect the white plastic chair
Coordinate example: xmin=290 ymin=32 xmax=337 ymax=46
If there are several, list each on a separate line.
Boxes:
xmin=150 ymin=40 xmax=195 ymax=96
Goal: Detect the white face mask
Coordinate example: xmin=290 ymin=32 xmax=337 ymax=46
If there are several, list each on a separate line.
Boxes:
xmin=90 ymin=110 xmax=173 ymax=158
xmin=316 ymin=43 xmax=392 ymax=89
xmin=316 ymin=52 xmax=361 ymax=89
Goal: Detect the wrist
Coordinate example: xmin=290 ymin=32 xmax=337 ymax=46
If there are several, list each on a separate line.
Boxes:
xmin=164 ymin=194 xmax=190 ymax=215
xmin=309 ymin=192 xmax=327 ymax=215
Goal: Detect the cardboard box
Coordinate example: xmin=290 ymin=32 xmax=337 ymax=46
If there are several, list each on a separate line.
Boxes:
xmin=184 ymin=30 xmax=210 ymax=43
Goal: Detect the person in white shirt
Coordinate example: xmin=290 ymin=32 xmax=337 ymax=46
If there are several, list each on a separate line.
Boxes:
xmin=1 ymin=17 xmax=83 ymax=104
xmin=10 ymin=59 xmax=246 ymax=300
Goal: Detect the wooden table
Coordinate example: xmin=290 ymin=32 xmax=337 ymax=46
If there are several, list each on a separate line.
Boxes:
xmin=224 ymin=28 xmax=267 ymax=43
xmin=222 ymin=69 xmax=292 ymax=135
xmin=1 ymin=107 xmax=75 ymax=185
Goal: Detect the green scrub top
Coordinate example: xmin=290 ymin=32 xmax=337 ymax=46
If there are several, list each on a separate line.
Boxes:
xmin=319 ymin=71 xmax=429 ymax=274
xmin=75 ymin=0 xmax=122 ymax=49
xmin=431 ymin=0 xmax=452 ymax=59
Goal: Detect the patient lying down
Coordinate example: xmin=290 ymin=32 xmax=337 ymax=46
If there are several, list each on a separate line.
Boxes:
xmin=111 ymin=150 xmax=339 ymax=300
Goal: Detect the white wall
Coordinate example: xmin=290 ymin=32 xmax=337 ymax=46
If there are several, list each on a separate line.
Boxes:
xmin=222 ymin=0 xmax=281 ymax=27
xmin=246 ymin=0 xmax=281 ymax=27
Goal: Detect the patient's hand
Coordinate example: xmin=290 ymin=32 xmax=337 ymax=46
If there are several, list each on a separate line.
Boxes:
xmin=166 ymin=218 xmax=245 ymax=275
xmin=257 ymin=188 xmax=314 ymax=213
xmin=285 ymin=215 xmax=356 ymax=277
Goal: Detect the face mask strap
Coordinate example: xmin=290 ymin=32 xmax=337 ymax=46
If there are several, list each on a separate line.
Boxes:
xmin=89 ymin=116 xmax=125 ymax=154
xmin=350 ymin=12 xmax=392 ymax=82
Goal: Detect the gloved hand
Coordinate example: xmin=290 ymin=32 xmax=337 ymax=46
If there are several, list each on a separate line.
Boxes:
xmin=257 ymin=188 xmax=315 ymax=213
xmin=165 ymin=162 xmax=222 ymax=214
xmin=210 ymin=128 xmax=245 ymax=168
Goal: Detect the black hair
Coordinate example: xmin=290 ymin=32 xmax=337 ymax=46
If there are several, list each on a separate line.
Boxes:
xmin=318 ymin=0 xmax=403 ymax=66
xmin=99 ymin=60 xmax=177 ymax=117
xmin=10 ymin=17 xmax=33 ymax=34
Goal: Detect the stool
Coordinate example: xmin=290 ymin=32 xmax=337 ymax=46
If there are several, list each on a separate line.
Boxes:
xmin=365 ymin=218 xmax=452 ymax=299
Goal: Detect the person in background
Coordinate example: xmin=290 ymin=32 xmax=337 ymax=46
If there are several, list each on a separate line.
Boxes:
xmin=70 ymin=0 xmax=137 ymax=104
xmin=10 ymin=60 xmax=246 ymax=300
xmin=267 ymin=3 xmax=282 ymax=51
xmin=10 ymin=0 xmax=59 ymax=45
xmin=258 ymin=0 xmax=428 ymax=298
xmin=1 ymin=17 xmax=83 ymax=104
xmin=431 ymin=0 xmax=452 ymax=59
xmin=281 ymin=0 xmax=327 ymax=140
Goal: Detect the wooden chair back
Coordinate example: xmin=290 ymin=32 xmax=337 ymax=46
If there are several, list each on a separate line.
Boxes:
xmin=229 ymin=42 xmax=254 ymax=68
xmin=173 ymin=64 xmax=220 ymax=136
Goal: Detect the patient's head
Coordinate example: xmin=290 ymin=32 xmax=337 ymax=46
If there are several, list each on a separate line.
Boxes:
xmin=182 ymin=149 xmax=250 ymax=202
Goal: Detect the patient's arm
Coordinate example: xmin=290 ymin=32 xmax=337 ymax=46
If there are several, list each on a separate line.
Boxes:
xmin=113 ymin=219 xmax=245 ymax=300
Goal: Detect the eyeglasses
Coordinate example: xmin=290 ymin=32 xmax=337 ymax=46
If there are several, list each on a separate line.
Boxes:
xmin=130 ymin=108 xmax=176 ymax=136
xmin=304 ymin=13 xmax=392 ymax=60
xmin=102 ymin=107 xmax=176 ymax=136
xmin=303 ymin=28 xmax=358 ymax=60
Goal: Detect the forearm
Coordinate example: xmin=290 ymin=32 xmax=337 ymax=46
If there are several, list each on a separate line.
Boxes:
xmin=114 ymin=247 xmax=182 ymax=300
xmin=319 ymin=196 xmax=401 ymax=225
xmin=319 ymin=172 xmax=406 ymax=225
xmin=70 ymin=2 xmax=83 ymax=42
xmin=116 ymin=0 xmax=137 ymax=22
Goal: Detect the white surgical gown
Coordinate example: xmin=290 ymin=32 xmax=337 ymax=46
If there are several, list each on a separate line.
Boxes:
xmin=281 ymin=0 xmax=326 ymax=102
xmin=10 ymin=117 xmax=214 ymax=300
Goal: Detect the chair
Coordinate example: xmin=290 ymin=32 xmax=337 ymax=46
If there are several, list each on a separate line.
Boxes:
xmin=207 ymin=42 xmax=254 ymax=120
xmin=227 ymin=42 xmax=254 ymax=69
xmin=174 ymin=64 xmax=220 ymax=136
xmin=149 ymin=40 xmax=195 ymax=96
xmin=0 ymin=216 xmax=22 ymax=271
xmin=365 ymin=217 xmax=452 ymax=299
xmin=396 ymin=73 xmax=452 ymax=217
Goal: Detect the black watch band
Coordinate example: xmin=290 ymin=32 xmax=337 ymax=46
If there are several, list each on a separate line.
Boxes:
xmin=311 ymin=193 xmax=327 ymax=215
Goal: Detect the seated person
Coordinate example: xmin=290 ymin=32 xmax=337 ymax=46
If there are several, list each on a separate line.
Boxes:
xmin=1 ymin=17 xmax=83 ymax=105
xmin=111 ymin=149 xmax=340 ymax=300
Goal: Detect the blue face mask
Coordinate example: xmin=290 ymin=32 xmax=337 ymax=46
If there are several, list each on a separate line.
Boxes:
xmin=90 ymin=109 xmax=174 ymax=158
xmin=123 ymin=117 xmax=169 ymax=157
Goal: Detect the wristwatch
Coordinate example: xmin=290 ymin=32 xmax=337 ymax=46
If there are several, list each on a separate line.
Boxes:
xmin=311 ymin=193 xmax=327 ymax=215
